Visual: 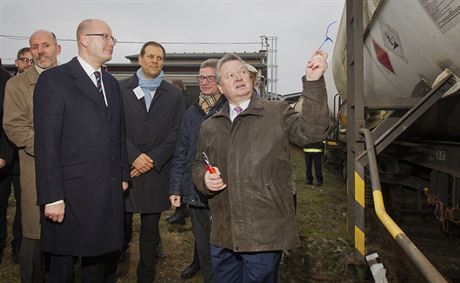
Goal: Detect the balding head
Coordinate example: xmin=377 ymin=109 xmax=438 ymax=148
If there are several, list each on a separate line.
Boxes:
xmin=29 ymin=29 xmax=61 ymax=69
xmin=29 ymin=30 xmax=57 ymax=46
xmin=77 ymin=19 xmax=103 ymax=41
xmin=76 ymin=19 xmax=115 ymax=69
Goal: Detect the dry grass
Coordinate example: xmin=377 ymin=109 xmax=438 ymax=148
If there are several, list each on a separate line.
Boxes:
xmin=0 ymin=146 xmax=368 ymax=282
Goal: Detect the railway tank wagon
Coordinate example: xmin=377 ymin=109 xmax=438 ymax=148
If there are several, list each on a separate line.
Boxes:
xmin=329 ymin=0 xmax=460 ymax=281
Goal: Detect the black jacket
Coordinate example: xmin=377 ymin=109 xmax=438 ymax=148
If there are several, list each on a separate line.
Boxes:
xmin=0 ymin=66 xmax=19 ymax=175
xmin=34 ymin=57 xmax=129 ymax=256
xmin=169 ymin=96 xmax=226 ymax=207
xmin=120 ymin=74 xmax=184 ymax=213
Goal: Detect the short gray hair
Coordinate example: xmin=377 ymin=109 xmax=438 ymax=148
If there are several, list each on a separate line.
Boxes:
xmin=200 ymin=58 xmax=218 ymax=69
xmin=216 ymin=54 xmax=247 ymax=84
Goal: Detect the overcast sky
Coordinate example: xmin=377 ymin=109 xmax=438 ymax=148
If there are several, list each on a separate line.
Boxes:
xmin=0 ymin=0 xmax=344 ymax=94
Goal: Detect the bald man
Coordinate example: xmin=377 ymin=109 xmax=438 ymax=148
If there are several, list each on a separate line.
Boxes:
xmin=4 ymin=29 xmax=61 ymax=283
xmin=33 ymin=19 xmax=128 ymax=282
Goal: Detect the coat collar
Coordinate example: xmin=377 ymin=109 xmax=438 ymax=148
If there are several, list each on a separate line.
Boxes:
xmin=23 ymin=65 xmax=40 ymax=85
xmin=125 ymin=73 xmax=166 ymax=114
xmin=213 ymin=93 xmax=265 ymax=120
xmin=66 ymin=57 xmax=108 ymax=111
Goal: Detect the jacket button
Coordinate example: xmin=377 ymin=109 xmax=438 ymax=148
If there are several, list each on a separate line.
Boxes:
xmin=110 ymin=177 xmax=115 ymax=181
xmin=235 ymin=247 xmax=239 ymax=251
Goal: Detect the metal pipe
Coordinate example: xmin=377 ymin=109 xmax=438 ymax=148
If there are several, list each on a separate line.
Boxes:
xmin=359 ymin=128 xmax=447 ymax=283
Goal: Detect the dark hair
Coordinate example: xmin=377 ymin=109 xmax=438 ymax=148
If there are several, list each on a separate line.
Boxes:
xmin=16 ymin=47 xmax=31 ymax=59
xmin=140 ymin=41 xmax=166 ymax=58
xmin=216 ymin=54 xmax=246 ymax=83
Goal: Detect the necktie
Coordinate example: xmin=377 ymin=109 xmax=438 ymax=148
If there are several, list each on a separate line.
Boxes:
xmin=94 ymin=71 xmax=103 ymax=96
xmin=235 ymin=106 xmax=243 ymax=116
xmin=144 ymin=91 xmax=152 ymax=111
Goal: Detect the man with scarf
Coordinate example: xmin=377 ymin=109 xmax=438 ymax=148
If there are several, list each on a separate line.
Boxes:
xmin=120 ymin=41 xmax=184 ymax=283
xmin=169 ymin=58 xmax=226 ymax=282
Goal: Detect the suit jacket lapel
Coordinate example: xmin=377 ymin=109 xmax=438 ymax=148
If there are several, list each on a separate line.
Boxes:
xmin=103 ymin=69 xmax=116 ymax=122
xmin=25 ymin=66 xmax=40 ymax=85
xmin=127 ymin=75 xmax=148 ymax=114
xmin=67 ymin=57 xmax=107 ymax=111
xmin=145 ymin=80 xmax=166 ymax=118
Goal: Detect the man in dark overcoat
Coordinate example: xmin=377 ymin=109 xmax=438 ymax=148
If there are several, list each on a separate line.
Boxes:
xmin=120 ymin=41 xmax=184 ymax=282
xmin=33 ymin=19 xmax=129 ymax=282
xmin=0 ymin=66 xmax=21 ymax=265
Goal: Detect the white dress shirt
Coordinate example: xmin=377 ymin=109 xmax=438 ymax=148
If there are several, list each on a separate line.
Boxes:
xmin=77 ymin=56 xmax=108 ymax=106
xmin=229 ymin=99 xmax=251 ymax=122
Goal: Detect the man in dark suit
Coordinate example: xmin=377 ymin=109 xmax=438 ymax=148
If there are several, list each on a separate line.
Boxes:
xmin=0 ymin=66 xmax=21 ymax=265
xmin=120 ymin=41 xmax=184 ymax=283
xmin=34 ymin=19 xmax=129 ymax=282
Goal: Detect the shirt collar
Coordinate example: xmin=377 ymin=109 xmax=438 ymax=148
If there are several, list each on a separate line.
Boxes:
xmin=34 ymin=64 xmax=45 ymax=74
xmin=77 ymin=56 xmax=101 ymax=78
xmin=229 ymin=99 xmax=251 ymax=114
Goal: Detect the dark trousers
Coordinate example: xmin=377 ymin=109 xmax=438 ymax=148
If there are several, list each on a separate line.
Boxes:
xmin=0 ymin=174 xmax=21 ymax=250
xmin=20 ymin=237 xmax=45 ymax=283
xmin=304 ymin=152 xmax=323 ymax=183
xmin=127 ymin=212 xmax=161 ymax=283
xmin=189 ymin=205 xmax=213 ymax=283
xmin=210 ymin=245 xmax=281 ymax=283
xmin=47 ymin=251 xmax=120 ymax=283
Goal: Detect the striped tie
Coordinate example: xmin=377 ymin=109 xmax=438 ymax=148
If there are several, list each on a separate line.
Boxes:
xmin=94 ymin=71 xmax=103 ymax=96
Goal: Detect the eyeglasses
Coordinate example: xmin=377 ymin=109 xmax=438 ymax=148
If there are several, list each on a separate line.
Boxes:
xmin=85 ymin=33 xmax=117 ymax=45
xmin=197 ymin=75 xmax=216 ymax=82
xmin=18 ymin=57 xmax=33 ymax=64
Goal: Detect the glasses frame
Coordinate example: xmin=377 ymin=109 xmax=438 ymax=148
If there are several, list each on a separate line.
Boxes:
xmin=18 ymin=57 xmax=34 ymax=64
xmin=85 ymin=33 xmax=117 ymax=45
xmin=197 ymin=75 xmax=216 ymax=83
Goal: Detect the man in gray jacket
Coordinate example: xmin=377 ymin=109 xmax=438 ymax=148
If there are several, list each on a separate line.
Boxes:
xmin=192 ymin=50 xmax=329 ymax=282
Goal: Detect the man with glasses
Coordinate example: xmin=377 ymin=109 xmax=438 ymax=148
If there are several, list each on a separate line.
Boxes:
xmin=169 ymin=58 xmax=225 ymax=282
xmin=33 ymin=19 xmax=128 ymax=282
xmin=192 ymin=51 xmax=329 ymax=282
xmin=14 ymin=47 xmax=33 ymax=76
xmin=4 ymin=29 xmax=61 ymax=282
xmin=120 ymin=41 xmax=184 ymax=283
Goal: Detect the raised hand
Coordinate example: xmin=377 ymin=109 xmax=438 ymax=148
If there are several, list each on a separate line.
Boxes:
xmin=306 ymin=50 xmax=328 ymax=81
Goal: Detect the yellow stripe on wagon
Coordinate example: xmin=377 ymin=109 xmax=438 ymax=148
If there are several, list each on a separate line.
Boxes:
xmin=354 ymin=226 xmax=365 ymax=256
xmin=355 ymin=172 xmax=365 ymax=208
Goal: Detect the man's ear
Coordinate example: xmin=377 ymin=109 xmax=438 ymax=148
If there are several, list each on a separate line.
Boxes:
xmin=217 ymin=85 xmax=223 ymax=94
xmin=80 ymin=34 xmax=88 ymax=48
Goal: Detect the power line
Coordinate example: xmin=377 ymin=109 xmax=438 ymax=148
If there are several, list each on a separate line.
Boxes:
xmin=0 ymin=34 xmax=260 ymax=45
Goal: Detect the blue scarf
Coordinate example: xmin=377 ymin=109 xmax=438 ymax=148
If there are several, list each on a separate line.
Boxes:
xmin=136 ymin=68 xmax=164 ymax=95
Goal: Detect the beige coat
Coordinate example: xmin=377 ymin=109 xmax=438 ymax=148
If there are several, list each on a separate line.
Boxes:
xmin=3 ymin=66 xmax=40 ymax=239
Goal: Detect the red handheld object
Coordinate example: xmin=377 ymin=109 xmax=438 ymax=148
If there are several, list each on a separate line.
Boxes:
xmin=206 ymin=164 xmax=216 ymax=174
xmin=202 ymin=152 xmax=216 ymax=174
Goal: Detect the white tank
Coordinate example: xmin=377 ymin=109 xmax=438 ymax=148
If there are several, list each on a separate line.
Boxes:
xmin=332 ymin=0 xmax=460 ymax=100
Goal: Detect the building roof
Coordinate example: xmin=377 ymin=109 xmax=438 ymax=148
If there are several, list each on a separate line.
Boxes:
xmin=125 ymin=51 xmax=267 ymax=63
